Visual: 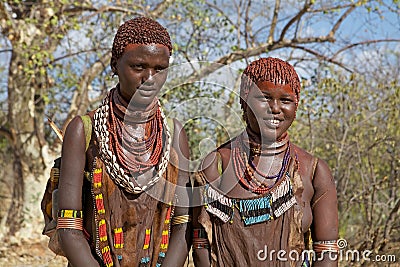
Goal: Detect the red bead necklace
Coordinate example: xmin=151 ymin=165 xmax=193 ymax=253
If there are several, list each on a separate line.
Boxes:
xmin=107 ymin=89 xmax=164 ymax=174
xmin=232 ymin=132 xmax=291 ymax=194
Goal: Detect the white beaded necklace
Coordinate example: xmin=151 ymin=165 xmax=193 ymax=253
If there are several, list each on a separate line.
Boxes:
xmin=94 ymin=94 xmax=171 ymax=194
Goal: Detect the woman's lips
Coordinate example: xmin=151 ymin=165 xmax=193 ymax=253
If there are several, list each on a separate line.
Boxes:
xmin=263 ymin=118 xmax=281 ymax=129
xmin=137 ymin=86 xmax=157 ymax=97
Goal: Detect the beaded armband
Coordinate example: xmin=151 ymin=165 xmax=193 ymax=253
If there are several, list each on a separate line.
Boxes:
xmin=57 ymin=209 xmax=83 ymax=231
xmin=313 ymin=240 xmax=339 ymax=253
xmin=171 ymin=215 xmax=192 ymax=226
xmin=192 ymin=228 xmax=210 ymax=249
xmin=58 ymin=209 xmax=83 ymax=218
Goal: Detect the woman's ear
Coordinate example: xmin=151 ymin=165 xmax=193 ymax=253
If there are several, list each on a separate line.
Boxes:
xmin=111 ymin=65 xmax=117 ymax=75
xmin=111 ymin=58 xmax=118 ymax=75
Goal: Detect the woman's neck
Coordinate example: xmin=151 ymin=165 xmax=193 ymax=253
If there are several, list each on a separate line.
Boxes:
xmin=243 ymin=127 xmax=289 ymax=155
xmin=113 ymin=87 xmax=158 ymax=124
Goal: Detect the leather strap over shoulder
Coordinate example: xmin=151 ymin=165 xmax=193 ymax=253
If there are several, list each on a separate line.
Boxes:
xmin=310 ymin=157 xmax=319 ymax=181
xmin=166 ymin=117 xmax=174 ymax=137
xmin=79 ymin=115 xmax=92 ymax=152
xmin=215 ymin=151 xmax=223 ymax=176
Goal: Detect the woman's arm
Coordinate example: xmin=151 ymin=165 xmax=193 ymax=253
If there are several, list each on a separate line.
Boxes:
xmin=58 ymin=116 xmax=100 ymax=267
xmin=311 ymin=159 xmax=339 ymax=267
xmin=163 ymin=119 xmax=192 ymax=267
xmin=191 ymin=207 xmax=211 ymax=267
xmin=191 ymin=151 xmax=221 ymax=267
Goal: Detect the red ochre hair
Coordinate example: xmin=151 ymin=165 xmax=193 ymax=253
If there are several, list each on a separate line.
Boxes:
xmin=111 ymin=17 xmax=172 ymax=74
xmin=240 ymin=57 xmax=301 ymax=108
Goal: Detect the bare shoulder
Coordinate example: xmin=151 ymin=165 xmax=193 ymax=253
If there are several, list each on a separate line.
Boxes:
xmin=170 ymin=118 xmax=189 ymax=158
xmin=63 ymin=116 xmax=85 ymax=147
xmin=290 ymin=144 xmax=315 ymax=178
xmin=198 ymin=140 xmax=233 ymax=185
xmin=172 ymin=117 xmax=183 ymax=132
xmin=171 ymin=118 xmax=187 ymax=143
xmin=314 ymin=157 xmax=335 ymax=190
xmin=291 ymin=143 xmax=313 ymax=163
xmin=291 ymin=143 xmax=333 ymax=183
xmin=199 ymin=151 xmax=220 ymax=184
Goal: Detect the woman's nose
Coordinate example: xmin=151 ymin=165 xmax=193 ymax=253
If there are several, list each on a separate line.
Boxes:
xmin=142 ymin=69 xmax=156 ymax=85
xmin=269 ymin=100 xmax=280 ymax=114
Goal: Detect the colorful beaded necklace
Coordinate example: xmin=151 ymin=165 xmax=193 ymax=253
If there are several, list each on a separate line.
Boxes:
xmin=94 ymin=88 xmax=171 ymax=194
xmin=232 ymin=132 xmax=290 ymax=194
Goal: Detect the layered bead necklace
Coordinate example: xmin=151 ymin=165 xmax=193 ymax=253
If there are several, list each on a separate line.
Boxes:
xmin=232 ymin=131 xmax=290 ymax=194
xmin=94 ymin=87 xmax=171 ymax=194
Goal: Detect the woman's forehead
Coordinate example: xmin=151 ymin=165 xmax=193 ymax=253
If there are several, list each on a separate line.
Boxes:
xmin=251 ymin=81 xmax=294 ymax=94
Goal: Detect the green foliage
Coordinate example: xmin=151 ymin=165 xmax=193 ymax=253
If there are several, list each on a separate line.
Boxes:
xmin=291 ymin=67 xmax=400 ymax=255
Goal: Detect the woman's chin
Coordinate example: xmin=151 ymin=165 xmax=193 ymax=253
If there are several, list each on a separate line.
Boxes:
xmin=259 ymin=129 xmax=278 ymax=142
xmin=130 ymin=97 xmax=156 ymax=109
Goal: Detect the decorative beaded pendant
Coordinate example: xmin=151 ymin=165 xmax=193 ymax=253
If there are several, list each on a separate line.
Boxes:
xmin=202 ymin=162 xmax=296 ymax=226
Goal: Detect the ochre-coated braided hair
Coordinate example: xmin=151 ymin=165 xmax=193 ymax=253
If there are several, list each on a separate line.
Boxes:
xmin=240 ymin=57 xmax=301 ymax=110
xmin=111 ymin=17 xmax=172 ymax=74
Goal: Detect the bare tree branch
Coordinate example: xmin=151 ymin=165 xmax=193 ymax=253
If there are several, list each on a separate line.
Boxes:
xmin=381 ymin=198 xmax=400 ymax=250
xmin=205 ymin=1 xmax=237 ymax=27
xmin=0 ymin=49 xmax=12 ymax=54
xmin=244 ymin=0 xmax=252 ymax=49
xmin=328 ymin=1 xmax=358 ymax=39
xmin=288 ymin=44 xmax=353 ymax=72
xmin=185 ymin=34 xmax=339 ymax=83
xmin=278 ymin=0 xmax=313 ymax=42
xmin=332 ymin=39 xmax=400 ymax=59
xmin=268 ymin=0 xmax=280 ymax=44
xmin=151 ymin=0 xmax=175 ymax=17
xmin=0 ymin=126 xmax=13 ymax=142
xmin=311 ymin=3 xmax=358 ymax=13
xmin=48 ymin=48 xmax=109 ymax=65
xmin=79 ymin=5 xmax=141 ymax=20
xmin=64 ymin=52 xmax=111 ymax=128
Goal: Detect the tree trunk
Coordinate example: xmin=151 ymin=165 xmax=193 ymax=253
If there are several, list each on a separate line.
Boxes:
xmin=6 ymin=149 xmax=24 ymax=233
xmin=6 ymin=43 xmax=46 ymax=233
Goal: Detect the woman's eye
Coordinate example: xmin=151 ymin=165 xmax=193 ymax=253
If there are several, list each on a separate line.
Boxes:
xmin=281 ymin=98 xmax=293 ymax=104
xmin=155 ymin=66 xmax=168 ymax=72
xmin=255 ymin=96 xmax=268 ymax=102
xmin=131 ymin=65 xmax=144 ymax=70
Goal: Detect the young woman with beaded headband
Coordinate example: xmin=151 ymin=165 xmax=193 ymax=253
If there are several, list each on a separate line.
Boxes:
xmin=57 ymin=17 xmax=191 ymax=267
xmin=192 ymin=57 xmax=339 ymax=266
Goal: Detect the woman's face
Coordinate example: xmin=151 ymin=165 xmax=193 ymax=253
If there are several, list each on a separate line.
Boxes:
xmin=245 ymin=81 xmax=297 ymax=142
xmin=116 ymin=43 xmax=170 ymax=108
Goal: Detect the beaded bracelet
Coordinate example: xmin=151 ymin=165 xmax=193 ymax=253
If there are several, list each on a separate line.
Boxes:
xmin=313 ymin=240 xmax=339 ymax=253
xmin=171 ymin=215 xmax=192 ymax=226
xmin=57 ymin=209 xmax=84 ymax=231
xmin=192 ymin=238 xmax=210 ymax=249
xmin=192 ymin=228 xmax=209 ymax=249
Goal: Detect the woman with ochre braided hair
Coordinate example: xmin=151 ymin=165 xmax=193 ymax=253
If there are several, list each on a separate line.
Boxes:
xmin=57 ymin=17 xmax=191 ymax=267
xmin=192 ymin=57 xmax=338 ymax=266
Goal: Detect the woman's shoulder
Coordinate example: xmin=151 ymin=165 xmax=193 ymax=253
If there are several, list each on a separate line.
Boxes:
xmin=290 ymin=143 xmax=314 ymax=161
xmin=290 ymin=143 xmax=332 ymax=183
xmin=169 ymin=118 xmax=186 ymax=141
xmin=65 ymin=116 xmax=85 ymax=136
xmin=64 ymin=110 xmax=97 ymax=144
xmin=197 ymin=138 xmax=234 ymax=183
